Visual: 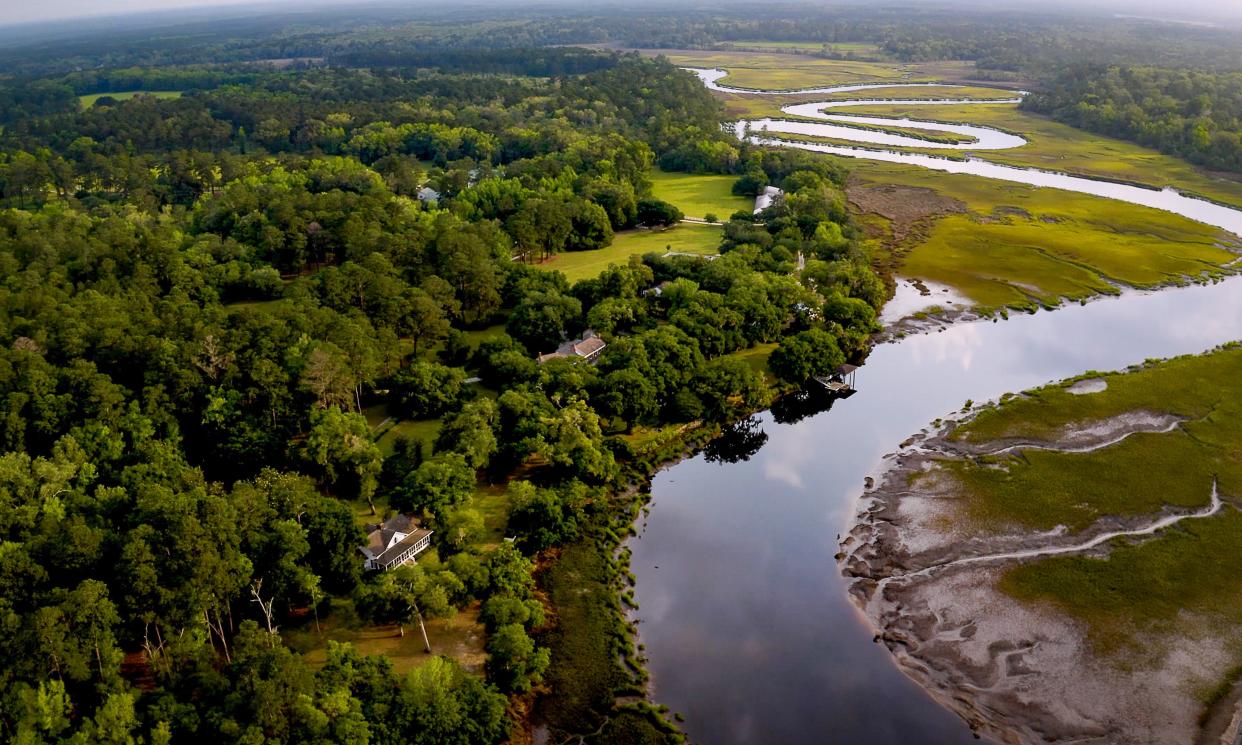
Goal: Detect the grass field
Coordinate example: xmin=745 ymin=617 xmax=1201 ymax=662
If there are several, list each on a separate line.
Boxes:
xmin=846 ymin=161 xmax=1237 ymax=312
xmin=539 ymin=224 xmax=722 ymax=282
xmin=727 ymin=342 xmax=778 ymax=381
xmin=649 ymin=169 xmax=752 ymax=219
xmin=79 ymin=90 xmax=182 ymax=107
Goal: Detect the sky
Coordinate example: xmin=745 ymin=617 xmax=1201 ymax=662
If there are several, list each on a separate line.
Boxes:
xmin=2 ymin=0 xmax=1240 ymax=27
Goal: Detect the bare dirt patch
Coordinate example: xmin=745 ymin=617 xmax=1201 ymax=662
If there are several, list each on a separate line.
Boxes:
xmin=847 ymin=178 xmax=967 ymax=249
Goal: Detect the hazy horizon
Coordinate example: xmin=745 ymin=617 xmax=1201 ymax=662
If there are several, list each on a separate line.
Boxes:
xmin=3 ymin=0 xmax=1242 ymax=27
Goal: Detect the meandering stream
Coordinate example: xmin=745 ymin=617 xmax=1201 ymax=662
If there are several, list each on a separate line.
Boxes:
xmin=626 ymin=70 xmax=1242 ymax=744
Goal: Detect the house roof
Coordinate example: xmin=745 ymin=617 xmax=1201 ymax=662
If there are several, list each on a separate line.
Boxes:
xmin=362 ymin=513 xmax=428 ymax=562
xmin=371 ymin=528 xmax=433 ymax=566
xmin=572 ymin=336 xmax=606 ymax=356
xmin=538 ymin=331 xmax=606 ymax=363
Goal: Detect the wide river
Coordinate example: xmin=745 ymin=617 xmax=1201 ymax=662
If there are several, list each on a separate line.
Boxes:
xmin=627 ymin=70 xmax=1242 ymax=744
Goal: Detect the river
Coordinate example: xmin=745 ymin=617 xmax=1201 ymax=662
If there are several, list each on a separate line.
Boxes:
xmin=626 ymin=69 xmax=1242 ymax=744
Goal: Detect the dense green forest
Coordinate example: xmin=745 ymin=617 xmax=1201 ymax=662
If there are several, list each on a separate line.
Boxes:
xmin=1024 ymin=65 xmax=1242 ymax=172
xmin=0 ymin=38 xmax=883 ymax=744
xmin=7 ymin=1 xmax=1242 ymax=175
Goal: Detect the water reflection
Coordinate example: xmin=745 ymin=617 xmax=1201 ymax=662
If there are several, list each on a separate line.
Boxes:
xmin=703 ymin=416 xmax=770 ymax=465
xmin=631 ymin=278 xmax=1242 ymax=745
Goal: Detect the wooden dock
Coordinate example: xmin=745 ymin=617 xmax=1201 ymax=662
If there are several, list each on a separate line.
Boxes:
xmin=811 ymin=364 xmax=859 ymax=397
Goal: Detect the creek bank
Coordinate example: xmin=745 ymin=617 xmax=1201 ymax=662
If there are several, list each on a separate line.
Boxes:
xmin=840 ymin=397 xmax=1237 ymax=745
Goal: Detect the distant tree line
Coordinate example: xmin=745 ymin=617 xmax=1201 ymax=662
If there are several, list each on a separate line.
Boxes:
xmin=1024 ymin=64 xmax=1242 ymax=172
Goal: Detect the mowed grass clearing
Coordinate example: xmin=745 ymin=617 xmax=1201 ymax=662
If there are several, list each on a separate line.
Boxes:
xmin=539 ymin=223 xmax=722 ymax=282
xmin=80 ymin=90 xmax=182 ymax=107
xmin=845 ymin=161 xmax=1238 ymax=312
xmin=649 ymin=168 xmax=752 ymax=219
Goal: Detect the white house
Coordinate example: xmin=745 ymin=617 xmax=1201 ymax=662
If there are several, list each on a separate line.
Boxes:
xmin=360 ymin=514 xmax=433 ymax=571
xmin=754 ymin=185 xmax=784 ymax=214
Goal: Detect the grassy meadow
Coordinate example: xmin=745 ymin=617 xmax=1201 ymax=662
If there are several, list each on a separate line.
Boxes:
xmin=79 ymin=90 xmax=182 ymax=107
xmin=539 ymin=223 xmax=722 ymax=283
xmin=649 ymin=168 xmax=752 ymax=219
xmin=284 ymin=597 xmax=487 ymax=675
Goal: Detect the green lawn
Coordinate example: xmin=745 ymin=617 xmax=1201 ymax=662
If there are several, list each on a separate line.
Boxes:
xmin=727 ymin=342 xmax=778 ymax=381
xmin=539 ymin=224 xmax=722 ymax=283
xmin=649 ymin=169 xmax=752 ymax=220
xmin=79 ymin=90 xmax=182 ymax=107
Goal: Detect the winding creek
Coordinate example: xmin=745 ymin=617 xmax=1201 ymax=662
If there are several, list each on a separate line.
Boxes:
xmin=626 ymin=69 xmax=1242 ymax=744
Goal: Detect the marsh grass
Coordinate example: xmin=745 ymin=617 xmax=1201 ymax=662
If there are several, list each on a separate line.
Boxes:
xmin=940 ymin=347 xmax=1242 ymax=687
xmin=660 ymin=50 xmax=946 ymax=88
xmin=999 ymin=509 xmax=1242 ymax=655
xmin=832 ymin=101 xmax=1242 ymax=208
xmin=846 ymin=162 xmax=1237 ymax=311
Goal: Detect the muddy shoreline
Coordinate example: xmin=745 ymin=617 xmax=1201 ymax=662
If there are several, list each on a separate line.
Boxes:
xmin=839 ymin=398 xmax=1240 ymax=745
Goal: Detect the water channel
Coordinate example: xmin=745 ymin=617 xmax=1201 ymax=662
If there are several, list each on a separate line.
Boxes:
xmin=627 ymin=69 xmax=1242 ymax=744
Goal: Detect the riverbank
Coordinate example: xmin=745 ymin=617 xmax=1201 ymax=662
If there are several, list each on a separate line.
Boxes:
xmin=841 ymin=346 xmax=1242 ymax=744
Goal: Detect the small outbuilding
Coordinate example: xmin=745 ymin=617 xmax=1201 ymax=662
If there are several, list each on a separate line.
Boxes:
xmin=360 ymin=514 xmax=433 ymax=571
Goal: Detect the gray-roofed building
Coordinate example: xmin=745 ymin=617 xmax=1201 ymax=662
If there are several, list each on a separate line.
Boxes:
xmin=360 ymin=514 xmax=433 ymax=571
xmin=537 ymin=330 xmax=607 ymax=364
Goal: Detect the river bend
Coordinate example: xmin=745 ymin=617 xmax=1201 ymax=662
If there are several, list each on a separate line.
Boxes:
xmin=626 ymin=69 xmax=1242 ymax=744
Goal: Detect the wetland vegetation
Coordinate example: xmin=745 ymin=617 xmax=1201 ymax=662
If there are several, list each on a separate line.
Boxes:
xmin=5 ymin=2 xmax=1242 ymax=744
